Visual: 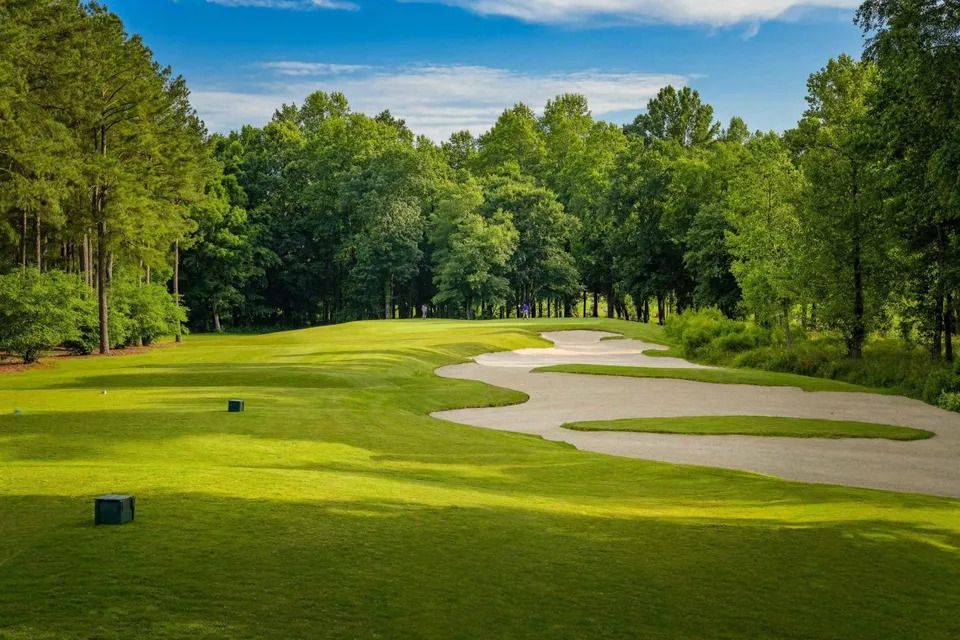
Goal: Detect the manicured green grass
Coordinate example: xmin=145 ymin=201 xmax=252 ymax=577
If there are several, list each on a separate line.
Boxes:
xmin=1 ymin=318 xmax=959 ymax=639
xmin=536 ymin=363 xmax=883 ymax=393
xmin=642 ymin=345 xmax=686 ymax=358
xmin=563 ymin=415 xmax=934 ymax=440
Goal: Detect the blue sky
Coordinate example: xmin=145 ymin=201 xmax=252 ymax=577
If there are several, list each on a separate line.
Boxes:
xmin=109 ymin=0 xmax=865 ymax=141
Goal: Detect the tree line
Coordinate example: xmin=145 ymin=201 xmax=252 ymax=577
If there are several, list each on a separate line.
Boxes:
xmin=1 ymin=1 xmax=205 ymax=358
xmin=1 ymin=0 xmax=958 ymax=366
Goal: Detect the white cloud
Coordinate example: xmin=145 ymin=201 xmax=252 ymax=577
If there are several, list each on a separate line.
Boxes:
xmin=261 ymin=61 xmax=372 ymax=76
xmin=207 ymin=0 xmax=358 ymax=10
xmin=413 ymin=0 xmax=859 ymax=26
xmin=191 ymin=64 xmax=687 ymax=140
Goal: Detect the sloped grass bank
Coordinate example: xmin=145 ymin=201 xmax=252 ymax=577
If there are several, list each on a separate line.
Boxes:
xmin=536 ymin=363 xmax=879 ymax=393
xmin=1 ymin=318 xmax=959 ymax=640
xmin=563 ymin=415 xmax=933 ymax=440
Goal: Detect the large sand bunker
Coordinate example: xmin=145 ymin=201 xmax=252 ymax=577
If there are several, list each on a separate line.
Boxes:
xmin=434 ymin=330 xmax=960 ymax=497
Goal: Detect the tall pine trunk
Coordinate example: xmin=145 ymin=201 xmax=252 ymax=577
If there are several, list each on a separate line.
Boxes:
xmin=174 ymin=240 xmax=182 ymax=343
xmin=932 ymin=224 xmax=948 ymax=359
xmin=83 ymin=232 xmax=92 ymax=287
xmin=35 ymin=214 xmax=41 ymax=269
xmin=384 ymin=278 xmax=392 ymax=319
xmin=849 ymin=235 xmax=865 ymax=358
xmin=847 ymin=187 xmax=865 ymax=357
xmin=97 ymin=218 xmax=109 ymax=354
xmin=784 ymin=303 xmax=793 ymax=349
xmin=946 ymin=290 xmax=954 ymax=363
xmin=95 ymin=124 xmax=110 ymax=354
xmin=20 ymin=209 xmax=27 ymax=269
xmin=933 ymin=293 xmax=944 ymax=359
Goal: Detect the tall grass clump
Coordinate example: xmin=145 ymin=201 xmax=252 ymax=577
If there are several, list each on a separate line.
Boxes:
xmin=665 ymin=309 xmax=774 ymax=363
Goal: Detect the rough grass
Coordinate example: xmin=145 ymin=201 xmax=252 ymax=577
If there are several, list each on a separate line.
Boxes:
xmin=1 ymin=318 xmax=959 ymax=639
xmin=563 ymin=415 xmax=934 ymax=440
xmin=536 ymin=363 xmax=883 ymax=393
xmin=662 ymin=309 xmax=959 ymax=405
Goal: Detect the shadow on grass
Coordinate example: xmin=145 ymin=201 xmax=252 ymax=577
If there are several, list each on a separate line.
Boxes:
xmin=22 ymin=345 xmax=511 ymax=392
xmin=0 ymin=493 xmax=958 ymax=639
xmin=3 ymin=409 xmax=957 ymax=513
xmin=40 ymin=364 xmax=374 ymax=391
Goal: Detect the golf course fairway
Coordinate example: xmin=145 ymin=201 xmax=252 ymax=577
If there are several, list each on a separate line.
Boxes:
xmin=1 ymin=319 xmax=959 ymax=639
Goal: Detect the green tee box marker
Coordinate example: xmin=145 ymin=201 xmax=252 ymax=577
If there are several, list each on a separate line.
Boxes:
xmin=94 ymin=495 xmax=135 ymax=525
xmin=228 ymin=399 xmax=245 ymax=412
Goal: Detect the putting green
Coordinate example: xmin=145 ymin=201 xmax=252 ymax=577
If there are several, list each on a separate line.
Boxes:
xmin=562 ymin=415 xmax=934 ymax=440
xmin=1 ymin=319 xmax=959 ymax=639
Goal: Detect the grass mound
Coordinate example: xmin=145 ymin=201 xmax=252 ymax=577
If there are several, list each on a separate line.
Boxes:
xmin=563 ymin=415 xmax=933 ymax=440
xmin=535 ymin=363 xmax=880 ymax=393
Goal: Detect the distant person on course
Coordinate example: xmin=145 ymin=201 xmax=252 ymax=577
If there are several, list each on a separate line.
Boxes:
xmin=421 ymin=303 xmax=429 ymax=318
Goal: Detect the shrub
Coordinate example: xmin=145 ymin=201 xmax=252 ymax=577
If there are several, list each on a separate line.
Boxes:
xmin=939 ymin=392 xmax=960 ymax=413
xmin=840 ymin=341 xmax=941 ymax=396
xmin=713 ymin=325 xmax=771 ymax=354
xmin=63 ymin=295 xmax=100 ymax=355
xmin=0 ymin=269 xmax=88 ymax=362
xmin=63 ymin=292 xmax=131 ymax=355
xmin=665 ymin=309 xmax=956 ymax=405
xmin=921 ymin=369 xmax=960 ymax=405
xmin=0 ymin=270 xmax=184 ymax=361
xmin=115 ymin=282 xmax=185 ymax=346
xmin=666 ymin=309 xmax=772 ymax=362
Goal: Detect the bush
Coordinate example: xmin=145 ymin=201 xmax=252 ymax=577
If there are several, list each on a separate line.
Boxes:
xmin=922 ymin=369 xmax=960 ymax=405
xmin=713 ymin=325 xmax=771 ymax=353
xmin=733 ymin=341 xmax=839 ymax=378
xmin=63 ymin=295 xmax=100 ymax=355
xmin=114 ymin=282 xmax=185 ymax=346
xmin=665 ymin=309 xmax=958 ymax=406
xmin=63 ymin=294 xmax=129 ymax=354
xmin=939 ymin=392 xmax=960 ymax=413
xmin=666 ymin=309 xmax=773 ymax=362
xmin=0 ymin=269 xmax=89 ymax=362
xmin=0 ymin=270 xmax=185 ymax=361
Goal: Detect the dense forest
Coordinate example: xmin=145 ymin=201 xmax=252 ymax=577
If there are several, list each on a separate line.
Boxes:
xmin=1 ymin=1 xmax=959 ymax=404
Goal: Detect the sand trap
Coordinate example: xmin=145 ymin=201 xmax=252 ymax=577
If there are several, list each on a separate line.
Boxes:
xmin=434 ymin=330 xmax=960 ymax=497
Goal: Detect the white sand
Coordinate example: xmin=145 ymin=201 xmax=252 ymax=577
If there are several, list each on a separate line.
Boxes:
xmin=433 ymin=330 xmax=960 ymax=497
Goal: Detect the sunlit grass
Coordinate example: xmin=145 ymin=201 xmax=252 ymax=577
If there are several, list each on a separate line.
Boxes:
xmin=535 ymin=363 xmax=883 ymax=393
xmin=1 ymin=318 xmax=958 ymax=639
xmin=563 ymin=415 xmax=933 ymax=440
